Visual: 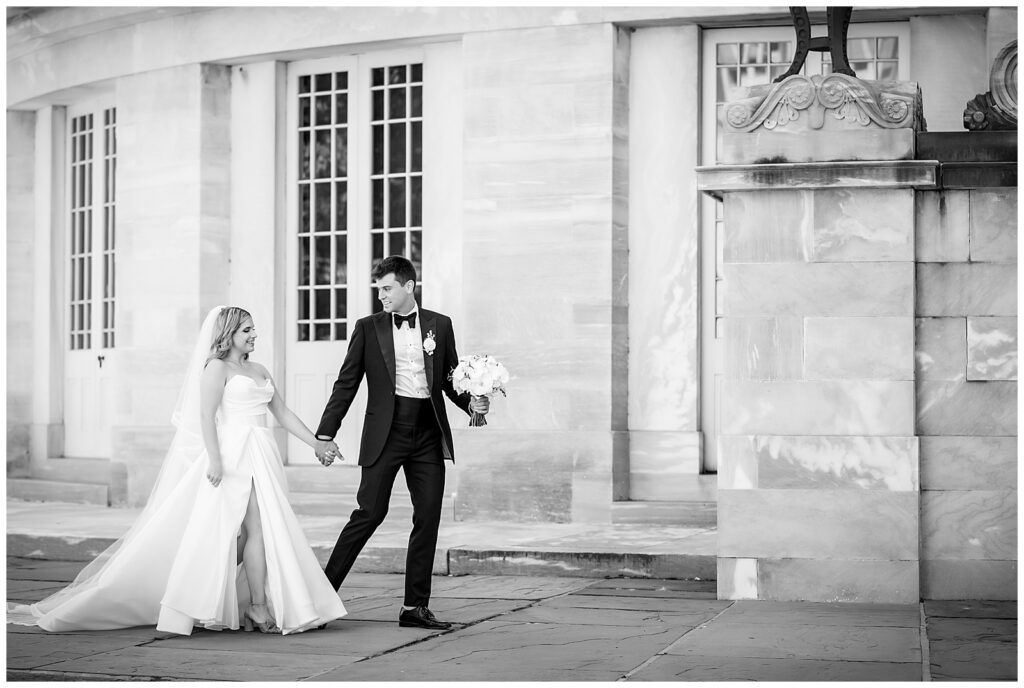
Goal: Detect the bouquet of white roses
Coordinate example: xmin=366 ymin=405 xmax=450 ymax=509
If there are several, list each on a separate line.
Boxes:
xmin=450 ymin=354 xmax=509 ymax=427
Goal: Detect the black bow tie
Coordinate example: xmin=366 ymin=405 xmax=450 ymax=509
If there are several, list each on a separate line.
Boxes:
xmin=393 ymin=312 xmax=417 ymax=329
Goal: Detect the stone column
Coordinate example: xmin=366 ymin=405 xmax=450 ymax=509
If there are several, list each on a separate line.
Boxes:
xmin=113 ymin=64 xmax=232 ymax=505
xmin=455 ymin=23 xmax=629 ymax=523
xmin=699 ymin=74 xmax=928 ymax=603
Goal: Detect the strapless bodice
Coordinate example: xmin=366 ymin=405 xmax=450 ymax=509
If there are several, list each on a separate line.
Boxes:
xmin=220 ymin=376 xmax=274 ymax=425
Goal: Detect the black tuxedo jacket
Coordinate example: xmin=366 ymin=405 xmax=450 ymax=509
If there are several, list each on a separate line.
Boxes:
xmin=315 ymin=308 xmax=471 ymax=466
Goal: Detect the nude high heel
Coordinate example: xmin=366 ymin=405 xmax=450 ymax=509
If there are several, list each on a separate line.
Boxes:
xmin=243 ymin=603 xmax=278 ymax=633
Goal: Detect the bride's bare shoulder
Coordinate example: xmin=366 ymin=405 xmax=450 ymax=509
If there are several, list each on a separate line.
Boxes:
xmin=202 ymin=358 xmax=229 ymax=380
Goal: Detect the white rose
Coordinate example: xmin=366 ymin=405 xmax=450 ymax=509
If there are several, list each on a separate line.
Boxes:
xmin=423 ymin=337 xmax=436 ymax=354
xmin=470 ymin=379 xmax=490 ymax=396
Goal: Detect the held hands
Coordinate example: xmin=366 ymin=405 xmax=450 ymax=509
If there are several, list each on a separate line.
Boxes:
xmin=315 ymin=439 xmax=342 ymax=467
xmin=206 ymin=458 xmax=223 ymax=487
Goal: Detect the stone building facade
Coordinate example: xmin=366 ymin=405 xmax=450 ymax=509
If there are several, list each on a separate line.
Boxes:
xmin=6 ymin=6 xmax=1017 ymax=602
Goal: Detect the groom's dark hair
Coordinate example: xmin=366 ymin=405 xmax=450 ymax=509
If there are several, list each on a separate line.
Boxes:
xmin=373 ymin=255 xmax=417 ymax=286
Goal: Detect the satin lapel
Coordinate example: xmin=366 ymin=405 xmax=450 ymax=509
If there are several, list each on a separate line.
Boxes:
xmin=374 ymin=312 xmax=396 ymax=387
xmin=421 ymin=311 xmax=437 ymax=392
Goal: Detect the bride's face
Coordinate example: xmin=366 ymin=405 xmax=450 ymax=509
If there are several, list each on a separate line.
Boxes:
xmin=231 ymin=318 xmax=257 ymax=356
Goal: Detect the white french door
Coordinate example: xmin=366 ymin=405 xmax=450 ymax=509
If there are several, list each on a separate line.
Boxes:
xmin=699 ymin=23 xmax=910 ymax=472
xmin=64 ymin=101 xmax=117 ymax=458
xmin=285 ymin=48 xmax=426 ymax=464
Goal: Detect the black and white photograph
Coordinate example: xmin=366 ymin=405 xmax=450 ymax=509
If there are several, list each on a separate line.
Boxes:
xmin=5 ymin=2 xmax=1018 ymax=681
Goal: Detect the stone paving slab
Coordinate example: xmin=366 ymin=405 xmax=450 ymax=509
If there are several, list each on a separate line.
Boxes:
xmin=926 ymin=617 xmax=1017 ymax=681
xmin=7 ymin=632 xmax=153 ymax=670
xmin=925 ymin=599 xmax=1018 ymax=619
xmin=309 ymin=618 xmax=692 ymax=682
xmin=498 ymin=603 xmax=715 ymax=628
xmin=539 ymin=594 xmax=732 ymax=614
xmin=156 ymin=619 xmax=442 ymax=658
xmin=663 ymin=622 xmax=922 ymax=663
xmin=40 ymin=646 xmax=359 ymax=681
xmin=628 ymin=654 xmax=922 ymax=681
xmin=715 ymin=600 xmax=921 ymax=627
xmin=341 ymin=596 xmax=526 ymax=624
xmin=428 ymin=574 xmax=596 ymax=599
xmin=7 ymin=559 xmax=87 ymax=583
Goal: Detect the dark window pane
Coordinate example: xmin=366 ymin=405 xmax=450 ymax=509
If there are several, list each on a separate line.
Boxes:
xmin=334 ymin=128 xmax=347 ymax=177
xmin=315 ymin=95 xmax=331 ymax=126
xmin=335 ymin=92 xmax=348 ymax=124
xmin=299 ymin=75 xmax=311 ymax=94
xmin=388 ymin=178 xmax=406 ymax=228
xmin=315 ymin=182 xmax=331 ymax=232
xmin=389 ymin=230 xmax=406 ymax=256
xmin=335 ymin=288 xmax=347 ymax=319
xmin=740 ymin=42 xmax=767 ymax=64
xmin=853 ymin=61 xmax=876 ymax=80
xmin=389 ymin=87 xmax=406 ymax=119
xmin=717 ymin=67 xmax=737 ymax=102
xmin=335 ymin=181 xmax=347 ymax=230
xmin=410 ymin=176 xmax=422 ymax=226
xmin=372 ymin=67 xmax=384 ymax=87
xmin=410 ymin=231 xmax=422 ymax=275
xmin=315 ymin=236 xmax=331 ymax=285
xmin=372 ymin=125 xmax=384 ymax=175
xmin=335 ymin=235 xmax=348 ymax=284
xmin=298 ymin=238 xmax=310 ymax=286
xmin=849 ymin=38 xmax=874 ymax=60
xmin=300 ymin=96 xmax=311 ymax=127
xmin=298 ymin=324 xmax=309 ymax=341
xmin=334 ymin=322 xmax=347 ymax=340
xmin=717 ymin=43 xmax=738 ymax=65
xmin=372 ymin=179 xmax=384 ymax=229
xmin=388 ymin=65 xmax=406 ymax=84
xmin=411 ymin=122 xmax=422 ymax=173
xmin=315 ymin=288 xmax=330 ymax=318
xmin=315 ymin=323 xmax=331 ymax=341
xmin=740 ymin=66 xmax=768 ymax=87
xmin=770 ymin=65 xmax=788 ymax=81
xmin=878 ymin=60 xmax=898 ymax=81
xmin=372 ymin=232 xmax=384 ymax=262
xmin=877 ymin=37 xmax=898 ymax=59
xmin=411 ymin=86 xmax=422 ymax=118
xmin=298 ymin=289 xmax=310 ymax=319
xmin=315 ymin=130 xmax=331 ymax=179
xmin=299 ymin=131 xmax=310 ymax=180
xmin=372 ymin=90 xmax=384 ymax=121
xmin=335 ymin=71 xmax=348 ymax=89
xmin=411 ymin=63 xmax=422 ymax=81
xmin=299 ymin=184 xmax=310 ymax=233
xmin=315 ymin=73 xmax=331 ymax=92
xmin=389 ymin=122 xmax=406 ymax=172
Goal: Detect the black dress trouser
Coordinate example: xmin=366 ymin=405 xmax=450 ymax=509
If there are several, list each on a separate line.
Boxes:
xmin=323 ymin=396 xmax=445 ymax=607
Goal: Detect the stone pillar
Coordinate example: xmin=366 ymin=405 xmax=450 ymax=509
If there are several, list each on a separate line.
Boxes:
xmin=700 ymin=74 xmax=928 ymax=603
xmin=455 ymin=23 xmax=629 ymax=523
xmin=7 ymin=110 xmax=37 ymax=472
xmin=113 ymin=64 xmax=231 ymax=505
xmin=626 ymin=26 xmax=703 ymax=497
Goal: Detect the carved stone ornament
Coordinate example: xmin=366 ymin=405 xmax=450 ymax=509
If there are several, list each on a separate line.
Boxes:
xmin=724 ymin=73 xmax=921 ymax=133
xmin=964 ymin=40 xmax=1017 ymax=131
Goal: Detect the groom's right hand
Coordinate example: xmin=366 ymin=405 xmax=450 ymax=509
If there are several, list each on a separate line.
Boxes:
xmin=315 ymin=438 xmax=342 ymax=466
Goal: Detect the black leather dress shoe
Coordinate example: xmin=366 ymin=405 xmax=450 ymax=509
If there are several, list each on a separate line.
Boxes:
xmin=399 ymin=606 xmax=452 ymax=629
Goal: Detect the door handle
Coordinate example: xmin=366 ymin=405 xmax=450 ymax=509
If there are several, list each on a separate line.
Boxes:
xmin=97 ymin=355 xmax=105 ymax=368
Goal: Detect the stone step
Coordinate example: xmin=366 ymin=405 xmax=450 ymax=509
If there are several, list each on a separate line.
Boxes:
xmin=611 ymin=500 xmax=716 ymax=527
xmin=30 ymin=457 xmax=112 ymax=485
xmin=630 ymin=472 xmax=717 ymax=502
xmin=284 ymin=465 xmax=456 ymax=497
xmin=7 ymin=479 xmax=108 ymax=506
xmin=288 ymin=490 xmax=456 ymax=522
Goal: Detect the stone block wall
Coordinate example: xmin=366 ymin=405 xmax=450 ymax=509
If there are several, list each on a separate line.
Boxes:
xmin=454 ymin=23 xmax=629 ymax=523
xmin=716 ymin=184 xmax=920 ymax=603
xmin=916 ymin=187 xmax=1018 ymax=599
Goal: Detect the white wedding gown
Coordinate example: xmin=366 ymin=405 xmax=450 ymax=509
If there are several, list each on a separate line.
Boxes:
xmin=8 ymin=375 xmax=346 ymax=635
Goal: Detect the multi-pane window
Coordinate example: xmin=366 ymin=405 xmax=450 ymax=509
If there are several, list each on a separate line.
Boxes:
xmin=296 ymin=71 xmax=350 ymax=342
xmin=820 ymin=37 xmax=899 ymax=80
xmin=69 ymin=114 xmax=94 ymax=350
xmin=370 ymin=63 xmax=423 ymax=313
xmin=101 ymin=108 xmax=116 ymax=348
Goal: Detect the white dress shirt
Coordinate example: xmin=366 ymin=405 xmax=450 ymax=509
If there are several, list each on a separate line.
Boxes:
xmin=392 ymin=305 xmax=430 ymax=399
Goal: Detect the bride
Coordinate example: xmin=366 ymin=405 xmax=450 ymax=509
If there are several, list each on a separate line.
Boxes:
xmin=8 ymin=306 xmax=346 ymax=635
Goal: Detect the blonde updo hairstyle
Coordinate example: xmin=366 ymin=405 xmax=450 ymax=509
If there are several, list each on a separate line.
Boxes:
xmin=205 ymin=306 xmax=253 ymax=367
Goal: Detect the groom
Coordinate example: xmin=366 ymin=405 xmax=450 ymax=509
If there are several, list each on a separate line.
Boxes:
xmin=313 ymin=255 xmax=488 ymax=630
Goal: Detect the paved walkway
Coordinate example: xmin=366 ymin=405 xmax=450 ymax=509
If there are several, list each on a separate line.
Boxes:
xmin=7 ymin=557 xmax=1016 ymax=681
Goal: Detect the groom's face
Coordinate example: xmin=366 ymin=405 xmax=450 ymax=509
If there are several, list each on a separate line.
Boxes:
xmin=375 ymin=272 xmax=415 ymax=314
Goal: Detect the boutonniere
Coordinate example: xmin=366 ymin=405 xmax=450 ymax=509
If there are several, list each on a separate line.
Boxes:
xmin=423 ymin=330 xmax=436 ymax=356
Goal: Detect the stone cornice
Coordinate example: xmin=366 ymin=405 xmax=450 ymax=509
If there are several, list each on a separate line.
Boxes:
xmin=696 ymin=161 xmax=939 ymax=199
